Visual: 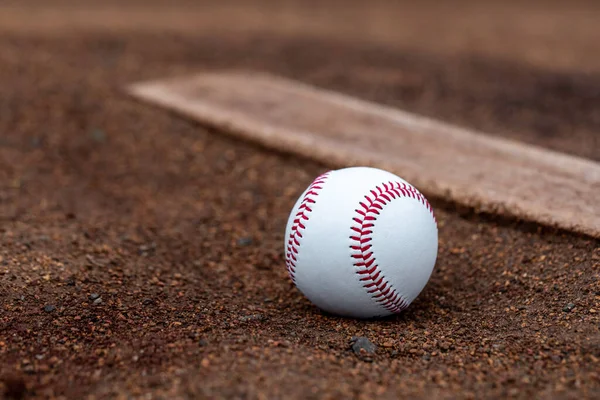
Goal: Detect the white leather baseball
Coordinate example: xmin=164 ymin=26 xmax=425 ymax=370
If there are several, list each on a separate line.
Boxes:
xmin=284 ymin=166 xmax=438 ymax=318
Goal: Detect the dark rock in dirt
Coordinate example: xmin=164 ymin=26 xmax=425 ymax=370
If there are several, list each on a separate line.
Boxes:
xmin=142 ymin=298 xmax=154 ymax=306
xmin=350 ymin=337 xmax=377 ymax=361
xmin=238 ymin=314 xmax=266 ymax=322
xmin=563 ymin=303 xmax=576 ymax=312
xmin=90 ymin=128 xmax=106 ymax=143
xmin=237 ymin=237 xmax=253 ymax=246
xmin=43 ymin=305 xmax=56 ymax=313
xmin=89 ymin=293 xmax=100 ymax=301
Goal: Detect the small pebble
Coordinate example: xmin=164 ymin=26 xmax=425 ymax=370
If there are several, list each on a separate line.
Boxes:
xmin=563 ymin=303 xmax=575 ymax=312
xmin=138 ymin=243 xmax=156 ymax=255
xmin=89 ymin=293 xmax=100 ymax=301
xmin=143 ymin=298 xmax=154 ymax=306
xmin=239 ymin=314 xmax=266 ymax=322
xmin=90 ymin=128 xmax=106 ymax=143
xmin=237 ymin=237 xmax=253 ymax=246
xmin=30 ymin=136 xmax=43 ymax=148
xmin=93 ymin=297 xmax=103 ymax=305
xmin=43 ymin=305 xmax=56 ymax=313
xmin=350 ymin=337 xmax=377 ymax=361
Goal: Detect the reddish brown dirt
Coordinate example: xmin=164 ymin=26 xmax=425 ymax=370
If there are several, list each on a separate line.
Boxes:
xmin=1 ymin=2 xmax=599 ymax=400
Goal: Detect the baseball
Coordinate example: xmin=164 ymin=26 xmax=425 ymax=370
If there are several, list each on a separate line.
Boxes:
xmin=284 ymin=166 xmax=438 ymax=318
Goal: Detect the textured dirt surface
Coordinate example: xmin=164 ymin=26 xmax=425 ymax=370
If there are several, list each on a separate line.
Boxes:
xmin=1 ymin=1 xmax=599 ymax=399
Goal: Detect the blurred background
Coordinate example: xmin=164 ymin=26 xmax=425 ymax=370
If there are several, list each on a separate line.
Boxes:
xmin=2 ymin=0 xmax=599 ymax=72
xmin=1 ymin=0 xmax=598 ymax=160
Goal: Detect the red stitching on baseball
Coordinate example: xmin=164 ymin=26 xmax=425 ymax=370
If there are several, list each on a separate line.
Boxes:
xmin=351 ymin=181 xmax=436 ymax=314
xmin=285 ymin=172 xmax=331 ymax=282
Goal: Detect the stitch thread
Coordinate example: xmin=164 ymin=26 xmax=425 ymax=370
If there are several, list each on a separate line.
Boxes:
xmin=285 ymin=172 xmax=330 ymax=282
xmin=350 ymin=181 xmax=436 ymax=314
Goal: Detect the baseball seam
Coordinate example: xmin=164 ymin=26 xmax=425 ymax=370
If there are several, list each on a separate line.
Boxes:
xmin=350 ymin=181 xmax=436 ymax=314
xmin=285 ymin=172 xmax=331 ymax=283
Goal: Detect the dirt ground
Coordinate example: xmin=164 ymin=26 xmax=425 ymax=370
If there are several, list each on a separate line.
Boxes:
xmin=1 ymin=1 xmax=599 ymax=399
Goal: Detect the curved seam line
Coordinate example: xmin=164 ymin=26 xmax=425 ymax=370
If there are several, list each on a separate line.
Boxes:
xmin=350 ymin=181 xmax=436 ymax=314
xmin=285 ymin=172 xmax=331 ymax=282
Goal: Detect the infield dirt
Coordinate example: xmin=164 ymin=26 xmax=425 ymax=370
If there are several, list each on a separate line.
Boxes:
xmin=0 ymin=1 xmax=599 ymax=399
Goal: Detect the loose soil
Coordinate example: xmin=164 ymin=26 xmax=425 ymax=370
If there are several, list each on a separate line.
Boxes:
xmin=1 ymin=2 xmax=599 ymax=399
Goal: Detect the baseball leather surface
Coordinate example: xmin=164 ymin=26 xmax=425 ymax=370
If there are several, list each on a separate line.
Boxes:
xmin=284 ymin=167 xmax=438 ymax=318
